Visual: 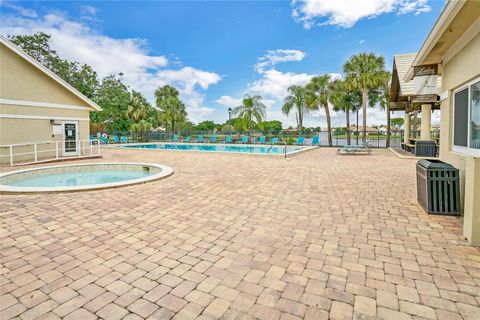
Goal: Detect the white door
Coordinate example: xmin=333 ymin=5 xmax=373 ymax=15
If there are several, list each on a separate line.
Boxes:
xmin=62 ymin=121 xmax=79 ymax=156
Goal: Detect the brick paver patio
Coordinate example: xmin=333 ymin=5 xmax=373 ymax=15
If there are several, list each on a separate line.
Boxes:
xmin=1 ymin=148 xmax=479 ymax=320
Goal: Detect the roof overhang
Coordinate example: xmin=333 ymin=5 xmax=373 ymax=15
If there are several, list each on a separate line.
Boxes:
xmin=0 ymin=35 xmax=102 ymax=112
xmin=405 ymin=0 xmax=480 ymax=81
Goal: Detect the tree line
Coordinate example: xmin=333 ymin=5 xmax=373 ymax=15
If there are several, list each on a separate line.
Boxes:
xmin=9 ymin=33 xmax=393 ymax=145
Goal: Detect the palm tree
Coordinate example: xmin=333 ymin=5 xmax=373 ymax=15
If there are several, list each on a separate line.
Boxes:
xmin=343 ymin=52 xmax=388 ymax=141
xmin=232 ymin=94 xmax=267 ymax=136
xmin=130 ymin=119 xmax=153 ymax=142
xmin=155 ymin=85 xmax=187 ymax=132
xmin=282 ymin=85 xmax=309 ymax=135
xmin=373 ymin=72 xmax=391 ymax=146
xmin=127 ymin=91 xmax=149 ymax=123
xmin=155 ymin=85 xmax=180 ymax=103
xmin=157 ymin=97 xmax=187 ymax=132
xmin=305 ymin=74 xmax=334 ymax=147
xmin=330 ymin=79 xmax=361 ymax=145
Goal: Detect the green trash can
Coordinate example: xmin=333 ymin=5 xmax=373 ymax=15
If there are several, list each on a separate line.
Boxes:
xmin=416 ymin=160 xmax=460 ymax=215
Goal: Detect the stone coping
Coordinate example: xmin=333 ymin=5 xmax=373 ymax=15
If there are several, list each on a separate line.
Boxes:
xmin=0 ymin=162 xmax=173 ymax=194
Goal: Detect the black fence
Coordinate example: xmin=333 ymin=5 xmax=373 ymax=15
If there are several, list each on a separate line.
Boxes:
xmin=97 ymin=129 xmax=439 ymax=148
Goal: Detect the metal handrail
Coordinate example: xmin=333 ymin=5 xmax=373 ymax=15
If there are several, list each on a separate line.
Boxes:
xmin=0 ymin=139 xmax=101 ymax=166
xmin=266 ymin=139 xmax=288 ymax=158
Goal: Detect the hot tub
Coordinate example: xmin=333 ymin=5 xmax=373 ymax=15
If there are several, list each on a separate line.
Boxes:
xmin=0 ymin=162 xmax=173 ymax=193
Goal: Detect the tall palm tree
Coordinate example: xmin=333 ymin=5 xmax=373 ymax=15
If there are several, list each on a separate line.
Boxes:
xmin=330 ymin=79 xmax=361 ymax=145
xmin=155 ymin=85 xmax=180 ymax=103
xmin=282 ymin=85 xmax=309 ymax=135
xmin=155 ymin=85 xmax=187 ymax=132
xmin=157 ymin=97 xmax=187 ymax=132
xmin=305 ymin=74 xmax=334 ymax=147
xmin=232 ymin=94 xmax=267 ymax=136
xmin=343 ymin=52 xmax=388 ymax=141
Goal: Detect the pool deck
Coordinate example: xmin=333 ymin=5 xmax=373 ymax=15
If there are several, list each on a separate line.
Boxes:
xmin=1 ymin=148 xmax=479 ymax=320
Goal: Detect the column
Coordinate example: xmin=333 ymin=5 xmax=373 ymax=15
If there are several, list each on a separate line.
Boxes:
xmin=420 ymin=104 xmax=432 ymax=141
xmin=404 ymin=113 xmax=410 ymax=144
xmin=464 ymin=157 xmax=480 ymax=246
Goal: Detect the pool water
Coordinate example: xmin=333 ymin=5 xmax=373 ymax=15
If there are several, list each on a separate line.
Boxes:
xmin=2 ymin=169 xmax=153 ymax=188
xmin=122 ymin=143 xmax=304 ymax=155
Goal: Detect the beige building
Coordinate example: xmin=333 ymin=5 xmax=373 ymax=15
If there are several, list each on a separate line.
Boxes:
xmin=405 ymin=1 xmax=480 ymax=245
xmin=0 ymin=35 xmax=101 ymax=164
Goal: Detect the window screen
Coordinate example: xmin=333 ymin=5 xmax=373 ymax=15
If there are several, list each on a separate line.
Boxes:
xmin=454 ymin=88 xmax=468 ymax=147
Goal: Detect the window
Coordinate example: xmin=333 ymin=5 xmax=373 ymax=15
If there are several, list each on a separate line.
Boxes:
xmin=454 ymin=89 xmax=468 ymax=147
xmin=453 ymin=78 xmax=480 ymax=156
xmin=471 ymin=81 xmax=480 ymax=149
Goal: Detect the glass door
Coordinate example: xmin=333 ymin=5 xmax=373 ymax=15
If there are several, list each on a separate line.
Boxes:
xmin=63 ymin=121 xmax=78 ymax=156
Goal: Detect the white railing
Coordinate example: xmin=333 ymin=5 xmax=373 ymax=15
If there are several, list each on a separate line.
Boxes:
xmin=0 ymin=140 xmax=101 ymax=166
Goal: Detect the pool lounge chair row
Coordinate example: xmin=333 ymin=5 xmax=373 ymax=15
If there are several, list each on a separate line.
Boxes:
xmin=171 ymin=135 xmax=316 ymax=145
xmin=95 ymin=135 xmax=129 ymax=144
xmin=95 ymin=134 xmax=320 ymax=146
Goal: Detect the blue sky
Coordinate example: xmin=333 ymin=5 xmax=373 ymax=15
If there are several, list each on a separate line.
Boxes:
xmin=0 ymin=0 xmax=445 ymax=127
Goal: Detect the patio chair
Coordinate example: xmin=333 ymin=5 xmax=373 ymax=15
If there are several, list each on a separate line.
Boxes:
xmin=113 ymin=136 xmax=120 ymax=144
xmin=337 ymin=139 xmax=371 ymax=155
xmin=100 ymin=136 xmax=108 ymax=144
xmin=172 ymin=134 xmax=179 ymax=142
xmin=225 ymin=135 xmax=232 ymax=143
xmin=209 ymin=135 xmax=216 ymax=143
xmin=196 ymin=135 xmax=204 ymax=143
xmin=258 ymin=136 xmax=266 ymax=144
xmin=184 ymin=136 xmax=191 ymax=143
xmin=296 ymin=136 xmax=305 ymax=145
xmin=121 ymin=136 xmax=129 ymax=143
xmin=312 ymin=136 xmax=319 ymax=146
xmin=271 ymin=137 xmax=279 ymax=144
xmin=237 ymin=135 xmax=248 ymax=144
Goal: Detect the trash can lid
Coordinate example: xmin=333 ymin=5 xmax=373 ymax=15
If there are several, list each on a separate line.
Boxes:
xmin=417 ymin=159 xmax=455 ymax=169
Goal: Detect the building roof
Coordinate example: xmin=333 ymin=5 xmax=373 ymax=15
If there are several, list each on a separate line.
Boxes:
xmin=389 ymin=52 xmax=442 ymax=111
xmin=405 ymin=0 xmax=480 ymax=81
xmin=392 ymin=53 xmax=417 ymax=97
xmin=0 ymin=35 xmax=102 ymax=111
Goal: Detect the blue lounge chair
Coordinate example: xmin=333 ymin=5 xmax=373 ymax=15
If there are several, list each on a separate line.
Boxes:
xmin=296 ymin=136 xmax=305 ymax=145
xmin=337 ymin=139 xmax=371 ymax=155
xmin=172 ymin=134 xmax=179 ymax=142
xmin=121 ymin=136 xmax=129 ymax=143
xmin=271 ymin=137 xmax=278 ymax=144
xmin=113 ymin=136 xmax=120 ymax=144
xmin=258 ymin=136 xmax=266 ymax=144
xmin=100 ymin=136 xmax=108 ymax=144
xmin=196 ymin=135 xmax=204 ymax=143
xmin=184 ymin=136 xmax=191 ymax=143
xmin=312 ymin=136 xmax=319 ymax=146
xmin=225 ymin=135 xmax=232 ymax=143
xmin=240 ymin=135 xmax=248 ymax=144
xmin=210 ymin=135 xmax=216 ymax=143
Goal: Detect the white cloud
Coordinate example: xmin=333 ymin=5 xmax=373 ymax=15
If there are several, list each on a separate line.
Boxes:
xmin=255 ymin=49 xmax=306 ymax=72
xmin=359 ymin=39 xmax=365 ymax=44
xmin=215 ymin=95 xmax=243 ymax=107
xmin=292 ymin=0 xmax=431 ymax=29
xmin=81 ymin=5 xmax=98 ymax=16
xmin=0 ymin=9 xmax=221 ymax=123
xmin=0 ymin=1 xmax=37 ymax=18
xmin=250 ymin=69 xmax=314 ymax=101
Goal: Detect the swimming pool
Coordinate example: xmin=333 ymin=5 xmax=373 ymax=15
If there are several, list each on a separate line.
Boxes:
xmin=0 ymin=163 xmax=173 ymax=193
xmin=120 ymin=143 xmax=312 ymax=155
